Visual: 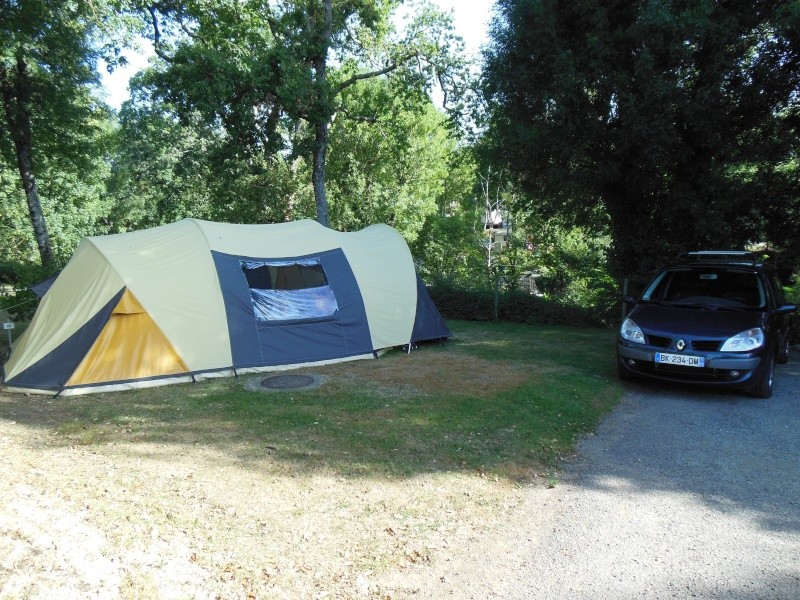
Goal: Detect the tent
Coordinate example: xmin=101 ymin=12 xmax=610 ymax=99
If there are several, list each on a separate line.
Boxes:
xmin=2 ymin=219 xmax=451 ymax=396
xmin=30 ymin=273 xmax=59 ymax=298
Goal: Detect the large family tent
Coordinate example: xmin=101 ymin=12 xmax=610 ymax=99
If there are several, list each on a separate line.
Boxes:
xmin=2 ymin=219 xmax=451 ymax=395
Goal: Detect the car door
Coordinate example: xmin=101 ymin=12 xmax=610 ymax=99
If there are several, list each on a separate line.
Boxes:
xmin=766 ymin=271 xmax=791 ymax=353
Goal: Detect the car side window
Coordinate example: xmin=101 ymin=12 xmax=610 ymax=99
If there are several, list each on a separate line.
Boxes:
xmin=768 ymin=273 xmax=786 ymax=305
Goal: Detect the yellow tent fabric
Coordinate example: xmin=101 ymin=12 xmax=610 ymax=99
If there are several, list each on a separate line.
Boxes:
xmin=67 ymin=290 xmax=188 ymax=386
xmin=4 ymin=241 xmax=125 ymax=381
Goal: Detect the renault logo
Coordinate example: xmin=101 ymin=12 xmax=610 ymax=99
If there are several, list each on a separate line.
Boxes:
xmin=676 ymin=339 xmax=686 ymax=351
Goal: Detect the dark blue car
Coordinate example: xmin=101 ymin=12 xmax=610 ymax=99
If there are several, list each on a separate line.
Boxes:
xmin=617 ymin=251 xmax=796 ymax=398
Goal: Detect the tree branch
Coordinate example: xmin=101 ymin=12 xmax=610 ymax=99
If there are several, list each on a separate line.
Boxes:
xmin=264 ymin=11 xmax=280 ymax=39
xmin=340 ymin=108 xmax=378 ymax=123
xmin=336 ymin=57 xmax=413 ymax=93
xmin=177 ymin=14 xmax=197 ymax=39
xmin=148 ymin=6 xmax=173 ymax=62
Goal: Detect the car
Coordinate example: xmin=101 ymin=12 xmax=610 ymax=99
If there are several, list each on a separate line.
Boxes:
xmin=617 ymin=251 xmax=796 ymax=398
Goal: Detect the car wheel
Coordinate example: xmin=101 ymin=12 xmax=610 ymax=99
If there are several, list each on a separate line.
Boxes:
xmin=751 ymin=354 xmax=774 ymax=399
xmin=777 ymin=334 xmax=790 ymax=365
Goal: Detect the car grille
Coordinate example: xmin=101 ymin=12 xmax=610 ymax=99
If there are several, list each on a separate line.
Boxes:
xmin=691 ymin=340 xmax=722 ymax=352
xmin=644 ymin=335 xmax=722 ymax=352
xmin=646 ymin=335 xmax=671 ymax=348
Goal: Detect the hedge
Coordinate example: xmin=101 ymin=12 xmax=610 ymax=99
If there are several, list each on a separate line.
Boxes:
xmin=428 ymin=285 xmax=615 ymax=329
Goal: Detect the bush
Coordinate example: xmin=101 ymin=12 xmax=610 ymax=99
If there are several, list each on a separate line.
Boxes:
xmin=428 ymin=284 xmax=614 ymax=329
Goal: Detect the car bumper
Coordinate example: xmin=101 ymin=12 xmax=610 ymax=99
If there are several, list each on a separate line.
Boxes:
xmin=617 ymin=340 xmax=763 ymax=388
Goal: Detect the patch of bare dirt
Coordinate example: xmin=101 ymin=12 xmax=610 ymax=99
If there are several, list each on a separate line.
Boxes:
xmin=315 ymin=351 xmax=540 ymax=399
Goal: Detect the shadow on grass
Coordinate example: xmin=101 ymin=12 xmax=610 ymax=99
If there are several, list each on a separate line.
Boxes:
xmin=0 ymin=321 xmax=623 ymax=482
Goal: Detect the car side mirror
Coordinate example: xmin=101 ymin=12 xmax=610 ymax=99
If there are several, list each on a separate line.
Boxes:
xmin=622 ymin=294 xmax=637 ymax=306
xmin=775 ymin=304 xmax=797 ymax=315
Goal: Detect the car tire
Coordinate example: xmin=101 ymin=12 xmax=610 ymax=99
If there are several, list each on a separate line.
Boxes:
xmin=777 ymin=334 xmax=790 ymax=365
xmin=751 ymin=354 xmax=774 ymax=399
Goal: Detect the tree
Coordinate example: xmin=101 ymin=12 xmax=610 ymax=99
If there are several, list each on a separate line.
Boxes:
xmin=111 ymin=65 xmax=462 ymax=233
xmin=1 ymin=0 xmax=128 ymax=268
xmin=1 ymin=117 xmax=115 ymax=266
xmin=143 ymin=0 xmax=465 ymax=225
xmin=326 ymin=77 xmax=456 ymax=241
xmin=412 ymin=210 xmax=487 ymax=287
xmin=107 ymin=90 xmax=216 ymax=230
xmin=483 ymin=0 xmax=800 ymax=281
xmin=110 ymin=81 xmax=318 ymax=227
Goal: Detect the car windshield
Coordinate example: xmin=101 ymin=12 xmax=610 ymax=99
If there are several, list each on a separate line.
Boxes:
xmin=642 ymin=268 xmax=766 ymax=309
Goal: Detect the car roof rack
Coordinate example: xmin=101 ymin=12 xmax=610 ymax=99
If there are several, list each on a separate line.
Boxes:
xmin=677 ymin=251 xmax=760 ymax=264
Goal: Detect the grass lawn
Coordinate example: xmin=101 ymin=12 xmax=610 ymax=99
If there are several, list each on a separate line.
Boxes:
xmin=0 ymin=320 xmax=624 ymax=597
xmin=37 ymin=320 xmax=620 ymax=480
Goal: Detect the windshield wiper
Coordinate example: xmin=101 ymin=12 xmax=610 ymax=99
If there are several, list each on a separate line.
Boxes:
xmin=667 ymin=302 xmax=705 ymax=309
xmin=696 ymin=303 xmax=749 ymax=311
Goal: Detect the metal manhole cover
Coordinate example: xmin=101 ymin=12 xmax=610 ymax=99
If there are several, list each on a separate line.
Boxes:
xmin=260 ymin=374 xmax=316 ymax=390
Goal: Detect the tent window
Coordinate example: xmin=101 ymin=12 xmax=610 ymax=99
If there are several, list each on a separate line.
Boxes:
xmin=241 ymin=260 xmax=339 ymax=322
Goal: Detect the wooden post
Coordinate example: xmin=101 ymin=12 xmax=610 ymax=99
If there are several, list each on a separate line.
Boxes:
xmin=494 ymin=269 xmax=500 ymax=321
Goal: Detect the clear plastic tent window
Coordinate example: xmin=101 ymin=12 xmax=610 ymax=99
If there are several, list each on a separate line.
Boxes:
xmin=241 ymin=259 xmax=339 ymax=322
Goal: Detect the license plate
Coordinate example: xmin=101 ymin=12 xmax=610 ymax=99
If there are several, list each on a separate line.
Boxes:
xmin=655 ymin=352 xmax=705 ymax=368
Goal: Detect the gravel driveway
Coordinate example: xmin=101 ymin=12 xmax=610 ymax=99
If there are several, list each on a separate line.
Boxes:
xmin=405 ymin=354 xmax=800 ymax=599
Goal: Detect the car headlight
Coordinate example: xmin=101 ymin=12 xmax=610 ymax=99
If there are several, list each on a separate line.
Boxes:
xmin=620 ymin=318 xmax=645 ymax=343
xmin=720 ymin=328 xmax=764 ymax=352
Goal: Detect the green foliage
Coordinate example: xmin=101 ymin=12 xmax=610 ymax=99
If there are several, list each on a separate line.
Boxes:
xmin=108 ymin=95 xmax=216 ymax=230
xmin=0 ymin=258 xmax=53 ymax=321
xmin=115 ymin=72 xmax=466 ymax=229
xmin=532 ymin=220 xmax=617 ymax=309
xmin=484 ymin=0 xmax=800 ymax=281
xmin=412 ymin=212 xmax=488 ymax=288
xmin=205 ymin=152 xmax=316 ymax=224
xmin=327 ymin=79 xmax=456 ymax=240
xmin=0 ymin=288 xmax=38 ymax=323
xmin=1 ymin=0 xmax=137 ymax=265
xmin=490 ymin=225 xmax=537 ymax=294
xmin=410 ymin=147 xmax=484 ymax=285
xmin=141 ymin=0 xmax=466 ymax=222
xmin=0 ymin=166 xmax=31 ymax=262
xmin=428 ymin=284 xmax=611 ymax=328
xmin=1 ymin=115 xmax=115 ymax=264
xmin=763 ymin=158 xmax=800 ymax=271
xmin=785 ymin=276 xmax=800 ymax=344
xmin=0 ymin=0 xmax=120 ymax=157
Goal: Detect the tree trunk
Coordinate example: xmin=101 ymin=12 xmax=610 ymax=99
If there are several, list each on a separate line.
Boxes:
xmin=310 ymin=0 xmax=333 ymax=228
xmin=312 ymin=118 xmax=330 ymax=226
xmin=0 ymin=55 xmax=54 ymax=268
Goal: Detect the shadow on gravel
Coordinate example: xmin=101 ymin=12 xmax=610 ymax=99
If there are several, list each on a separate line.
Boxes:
xmin=573 ymin=354 xmax=800 ymax=534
